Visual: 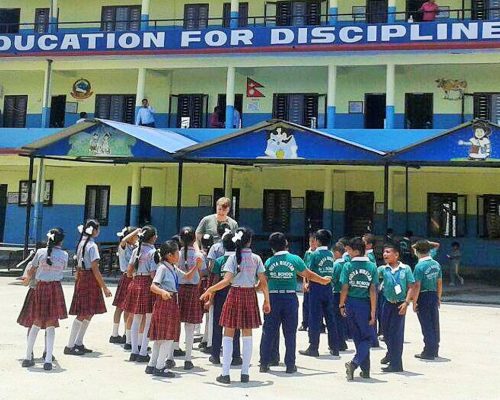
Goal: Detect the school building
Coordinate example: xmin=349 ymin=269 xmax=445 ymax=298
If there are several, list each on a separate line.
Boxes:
xmin=0 ymin=0 xmax=499 ymax=269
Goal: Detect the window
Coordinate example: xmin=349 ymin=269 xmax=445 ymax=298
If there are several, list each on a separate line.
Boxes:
xmin=213 ymin=188 xmax=240 ymax=221
xmin=34 ymin=8 xmax=50 ymax=33
xmin=184 ymin=4 xmax=209 ymax=30
xmin=405 ymin=93 xmax=433 ymax=129
xmin=477 ymin=195 xmax=500 ymax=239
xmin=0 ymin=8 xmax=20 ymax=33
xmin=95 ymin=95 xmax=135 ymax=124
xmin=273 ymin=93 xmax=321 ymax=127
xmin=263 ymin=190 xmax=291 ymax=232
xmin=472 ymin=0 xmax=500 ymax=20
xmin=85 ymin=186 xmax=110 ymax=225
xmin=223 ymin=2 xmax=249 ymax=27
xmin=276 ymin=1 xmax=322 ymax=26
xmin=427 ymin=193 xmax=467 ymax=238
xmin=169 ymin=94 xmax=208 ymax=128
xmin=101 ymin=6 xmax=141 ymax=32
xmin=3 ymin=95 xmax=28 ymax=128
xmin=474 ymin=93 xmax=500 ymax=125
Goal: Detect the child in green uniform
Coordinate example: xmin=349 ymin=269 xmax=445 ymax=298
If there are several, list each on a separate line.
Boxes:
xmin=331 ymin=242 xmax=348 ymax=351
xmin=363 ymin=233 xmax=377 ymax=264
xmin=299 ymin=232 xmax=317 ymax=331
xmin=340 ymin=237 xmax=378 ymax=380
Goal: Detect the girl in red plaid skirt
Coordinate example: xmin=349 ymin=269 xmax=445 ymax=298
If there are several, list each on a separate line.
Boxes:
xmin=66 ymin=220 xmax=112 ymax=356
xmin=201 ymin=227 xmax=270 ymax=385
xmin=21 ymin=228 xmax=68 ymax=371
xmin=122 ymin=225 xmax=159 ymax=363
xmin=109 ymin=226 xmax=140 ymax=345
xmin=177 ymin=227 xmax=205 ymax=370
xmin=146 ymin=240 xmax=198 ymax=378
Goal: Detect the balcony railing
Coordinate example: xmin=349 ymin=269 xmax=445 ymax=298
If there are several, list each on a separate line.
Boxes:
xmin=0 ymin=7 xmax=498 ymax=34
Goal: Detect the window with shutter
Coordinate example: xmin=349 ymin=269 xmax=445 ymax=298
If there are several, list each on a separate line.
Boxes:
xmin=263 ymin=190 xmax=291 ymax=232
xmin=478 ymin=195 xmax=500 ymax=239
xmin=85 ymin=186 xmax=110 ymax=225
xmin=101 ymin=6 xmax=141 ymax=31
xmin=101 ymin=7 xmax=116 ymax=31
xmin=3 ymin=95 xmax=27 ymax=128
xmin=35 ymin=8 xmax=50 ymax=33
xmin=198 ymin=4 xmax=209 ymax=29
xmin=491 ymin=94 xmax=500 ymax=125
xmin=427 ymin=193 xmax=466 ymax=238
xmin=273 ymin=93 xmax=318 ymax=126
xmin=114 ymin=7 xmax=129 ymax=32
xmin=489 ymin=0 xmax=500 ymax=19
xmin=176 ymin=94 xmax=205 ymax=128
xmin=95 ymin=94 xmax=135 ymax=122
xmin=307 ymin=1 xmax=321 ymax=25
xmin=304 ymin=94 xmax=319 ymax=127
xmin=277 ymin=1 xmax=292 ymax=25
xmin=129 ymin=6 xmax=141 ymax=31
xmin=0 ymin=8 xmax=20 ymax=33
xmin=473 ymin=94 xmax=491 ymax=121
xmin=288 ymin=94 xmax=305 ymax=125
xmin=184 ymin=4 xmax=209 ymax=30
xmin=109 ymin=95 xmax=125 ymax=122
xmin=124 ymin=95 xmax=136 ymax=124
xmin=273 ymin=94 xmax=289 ymax=120
xmin=292 ymin=1 xmax=307 ymax=26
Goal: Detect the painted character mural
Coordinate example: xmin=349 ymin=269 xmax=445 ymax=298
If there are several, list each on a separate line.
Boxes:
xmin=458 ymin=121 xmax=492 ymax=160
xmin=263 ymin=127 xmax=299 ymax=159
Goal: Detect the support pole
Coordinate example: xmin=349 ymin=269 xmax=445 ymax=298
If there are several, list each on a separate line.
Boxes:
xmin=386 ymin=64 xmax=395 ymax=129
xmin=230 ymin=0 xmax=240 ymax=28
xmin=327 ymin=65 xmax=337 ymax=129
xmin=388 ymin=0 xmax=396 ymax=22
xmin=323 ymin=168 xmax=334 ymax=233
xmin=225 ymin=66 xmax=236 ymax=129
xmin=328 ymin=0 xmax=338 ymax=25
xmin=224 ymin=165 xmax=233 ymax=199
xmin=49 ymin=0 xmax=58 ymax=33
xmin=141 ymin=0 xmax=150 ymax=30
xmin=130 ymin=165 xmax=142 ymax=227
xmin=24 ymin=157 xmax=35 ymax=258
xmin=41 ymin=59 xmax=53 ymax=128
xmin=32 ymin=159 xmax=45 ymax=243
xmin=176 ymin=162 xmax=184 ymax=233
xmin=135 ymin=68 xmax=146 ymax=125
xmin=405 ymin=165 xmax=409 ymax=233
xmin=383 ymin=164 xmax=389 ymax=233
xmin=223 ymin=164 xmax=227 ymax=194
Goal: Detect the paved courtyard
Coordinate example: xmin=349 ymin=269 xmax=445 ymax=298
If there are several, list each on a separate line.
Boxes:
xmin=1 ymin=277 xmax=499 ymax=400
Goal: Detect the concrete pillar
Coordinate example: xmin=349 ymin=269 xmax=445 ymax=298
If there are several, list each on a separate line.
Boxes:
xmin=130 ymin=165 xmax=142 ymax=226
xmin=41 ymin=59 xmax=53 ymax=128
xmin=224 ymin=166 xmax=233 ymax=199
xmin=225 ymin=66 xmax=235 ymax=129
xmin=327 ymin=65 xmax=337 ymax=129
xmin=135 ymin=68 xmax=146 ymax=125
xmin=49 ymin=0 xmax=58 ymax=33
xmin=141 ymin=0 xmax=150 ymax=30
xmin=230 ymin=0 xmax=240 ymax=28
xmin=328 ymin=0 xmax=338 ymax=25
xmin=323 ymin=168 xmax=334 ymax=232
xmin=386 ymin=64 xmax=395 ymax=129
xmin=388 ymin=0 xmax=396 ymax=22
xmin=32 ymin=159 xmax=45 ymax=242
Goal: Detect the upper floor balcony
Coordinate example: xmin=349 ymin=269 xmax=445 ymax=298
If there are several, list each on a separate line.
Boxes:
xmin=0 ymin=1 xmax=499 ymax=57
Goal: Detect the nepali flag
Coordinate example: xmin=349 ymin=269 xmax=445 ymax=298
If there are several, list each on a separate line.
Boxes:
xmin=246 ymin=78 xmax=265 ymax=98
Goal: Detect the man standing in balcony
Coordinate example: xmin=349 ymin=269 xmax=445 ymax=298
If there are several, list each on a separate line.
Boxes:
xmin=419 ymin=0 xmax=439 ymax=22
xmin=136 ymin=98 xmax=156 ymax=128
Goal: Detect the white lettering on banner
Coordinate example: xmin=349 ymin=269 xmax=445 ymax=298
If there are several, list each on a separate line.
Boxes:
xmin=181 ymin=31 xmax=201 ymax=47
xmin=271 ymin=28 xmax=294 ymax=44
xmin=106 ymin=33 xmax=116 ymax=49
xmin=60 ymin=34 xmax=81 ymax=50
xmin=410 ymin=24 xmax=433 ymax=41
xmin=205 ymin=30 xmax=227 ymax=47
xmin=452 ymin=22 xmax=478 ymax=40
xmin=311 ymin=27 xmax=335 ymax=44
xmin=483 ymin=22 xmax=500 ymax=39
xmin=297 ymin=28 xmax=308 ymax=44
xmin=381 ymin=25 xmax=406 ymax=41
xmin=38 ymin=35 xmax=58 ymax=50
xmin=367 ymin=25 xmax=378 ymax=42
xmin=118 ymin=33 xmax=141 ymax=48
xmin=230 ymin=30 xmax=253 ymax=45
xmin=81 ymin=33 xmax=104 ymax=49
xmin=143 ymin=31 xmax=165 ymax=48
xmin=14 ymin=35 xmax=34 ymax=51
xmin=0 ymin=36 xmax=11 ymax=51
xmin=338 ymin=26 xmax=363 ymax=43
xmin=437 ymin=23 xmax=448 ymax=40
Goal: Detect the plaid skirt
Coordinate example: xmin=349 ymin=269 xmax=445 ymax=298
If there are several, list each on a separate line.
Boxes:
xmin=17 ymin=288 xmax=35 ymax=328
xmin=122 ymin=275 xmax=154 ymax=315
xmin=149 ymin=294 xmax=181 ymax=341
xmin=69 ymin=270 xmax=107 ymax=316
xmin=31 ymin=281 xmax=68 ymax=329
xmin=179 ymin=284 xmax=203 ymax=324
xmin=220 ymin=287 xmax=262 ymax=329
xmin=199 ymin=277 xmax=209 ymax=313
xmin=113 ymin=274 xmax=132 ymax=308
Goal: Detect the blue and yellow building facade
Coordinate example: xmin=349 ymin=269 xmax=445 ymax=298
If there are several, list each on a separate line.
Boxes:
xmin=0 ymin=0 xmax=500 ymax=269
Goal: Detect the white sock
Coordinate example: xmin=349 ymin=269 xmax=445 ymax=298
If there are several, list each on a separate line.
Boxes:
xmin=44 ymin=330 xmax=47 ymax=354
xmin=242 ymin=336 xmax=253 ymax=375
xmin=138 ymin=332 xmax=143 ymax=344
xmin=164 ymin=341 xmax=174 ymax=368
xmin=207 ymin=306 xmax=214 ymax=347
xmin=45 ymin=327 xmax=55 ymax=363
xmin=222 ymin=336 xmax=233 ymax=376
xmin=139 ymin=314 xmax=152 ymax=356
xmin=148 ymin=341 xmax=161 ymax=367
xmin=75 ymin=319 xmax=90 ymax=346
xmin=174 ymin=341 xmax=180 ymax=350
xmin=202 ymin=316 xmax=209 ymax=342
xmin=131 ymin=315 xmax=142 ymax=354
xmin=26 ymin=325 xmax=40 ymax=360
xmin=184 ymin=323 xmax=195 ymax=361
xmin=67 ymin=319 xmax=82 ymax=348
xmin=194 ymin=324 xmax=201 ymax=335
xmin=157 ymin=341 xmax=170 ymax=370
xmin=112 ymin=323 xmax=119 ymax=337
xmin=126 ymin=329 xmax=131 ymax=344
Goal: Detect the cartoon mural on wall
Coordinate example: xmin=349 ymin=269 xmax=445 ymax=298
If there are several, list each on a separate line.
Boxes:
xmin=458 ymin=120 xmax=492 ymax=160
xmin=68 ymin=125 xmax=136 ymax=157
xmin=260 ymin=127 xmax=300 ymax=159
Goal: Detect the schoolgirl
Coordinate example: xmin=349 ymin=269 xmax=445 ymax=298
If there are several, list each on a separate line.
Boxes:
xmin=177 ymin=227 xmax=205 ymax=370
xmin=21 ymin=229 xmax=68 ymax=371
xmin=110 ymin=226 xmax=140 ymax=345
xmin=122 ymin=225 xmax=158 ymax=362
xmin=146 ymin=240 xmax=198 ymax=377
xmin=66 ymin=220 xmax=111 ymax=356
xmin=17 ymin=250 xmax=38 ymax=333
xmin=201 ymin=227 xmax=270 ymax=384
xmin=199 ymin=233 xmax=214 ymax=352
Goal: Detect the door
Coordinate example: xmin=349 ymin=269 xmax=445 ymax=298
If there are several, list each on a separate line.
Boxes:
xmin=50 ymin=95 xmax=66 ymax=128
xmin=345 ymin=191 xmax=374 ymax=236
xmin=473 ymin=0 xmax=500 ymax=20
xmin=217 ymin=94 xmax=244 ymax=127
xmin=405 ymin=93 xmax=433 ymax=129
xmin=305 ymin=191 xmax=324 ymax=247
xmin=213 ymin=188 xmax=240 ymax=221
xmin=223 ymin=2 xmax=249 ymax=27
xmin=139 ymin=187 xmax=152 ymax=225
xmin=365 ymin=94 xmax=386 ymax=129
xmin=406 ymin=0 xmax=426 ymax=21
xmin=366 ymin=0 xmax=388 ymax=23
xmin=0 ymin=185 xmax=7 ymax=241
xmin=173 ymin=94 xmax=208 ymax=128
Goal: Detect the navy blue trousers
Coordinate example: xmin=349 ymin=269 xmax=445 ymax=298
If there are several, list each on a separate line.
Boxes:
xmin=332 ymin=292 xmax=347 ymax=349
xmin=381 ymin=301 xmax=406 ymax=370
xmin=302 ymin=291 xmax=310 ymax=328
xmin=308 ymin=283 xmax=340 ymax=352
xmin=261 ymin=293 xmax=298 ymax=367
xmin=377 ymin=289 xmax=386 ymax=335
xmin=416 ymin=291 xmax=440 ymax=357
xmin=212 ymin=286 xmax=240 ymax=359
xmin=346 ymin=297 xmax=372 ymax=372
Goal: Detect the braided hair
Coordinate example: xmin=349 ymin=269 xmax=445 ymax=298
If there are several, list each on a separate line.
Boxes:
xmin=179 ymin=226 xmax=196 ymax=270
xmin=76 ymin=219 xmax=100 ymax=269
xmin=159 ymin=240 xmax=179 ymax=261
xmin=233 ymin=227 xmax=253 ymax=273
xmin=46 ymin=227 xmax=65 ymax=266
xmin=134 ymin=225 xmax=158 ymax=270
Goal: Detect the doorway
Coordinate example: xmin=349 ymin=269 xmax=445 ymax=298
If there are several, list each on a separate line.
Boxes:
xmin=345 ymin=191 xmax=374 ymax=236
xmin=366 ymin=0 xmax=388 ymax=23
xmin=365 ymin=94 xmax=386 ymax=129
xmin=406 ymin=0 xmax=426 ymax=21
xmin=0 ymin=185 xmax=7 ymax=241
xmin=405 ymin=93 xmax=433 ymax=129
xmin=213 ymin=188 xmax=240 ymax=221
xmin=305 ymin=190 xmax=324 ymax=248
xmin=217 ymin=94 xmax=244 ymax=128
xmin=50 ymin=95 xmax=66 ymax=127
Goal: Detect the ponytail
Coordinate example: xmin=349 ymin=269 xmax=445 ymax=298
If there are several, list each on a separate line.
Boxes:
xmin=232 ymin=227 xmax=253 ymax=274
xmin=46 ymin=227 xmax=65 ymax=266
xmin=76 ymin=219 xmax=99 ymax=269
xmin=179 ymin=226 xmax=195 ymax=270
xmin=134 ymin=225 xmax=158 ymax=270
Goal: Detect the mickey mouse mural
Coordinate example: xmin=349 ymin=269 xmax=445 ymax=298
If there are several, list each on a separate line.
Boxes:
xmin=259 ymin=127 xmax=300 ymax=159
xmin=458 ymin=120 xmax=492 ymax=160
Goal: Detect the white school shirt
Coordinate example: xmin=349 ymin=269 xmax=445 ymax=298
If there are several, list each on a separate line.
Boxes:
xmin=118 ymin=243 xmax=135 ymax=273
xmin=153 ymin=262 xmax=185 ymax=293
xmin=178 ymin=246 xmax=204 ymax=285
xmin=223 ymin=249 xmax=265 ymax=288
xmin=207 ymin=242 xmax=225 ymax=262
xmin=130 ymin=243 xmax=158 ymax=275
xmin=77 ymin=237 xmax=100 ymax=270
xmin=32 ymin=247 xmax=68 ymax=282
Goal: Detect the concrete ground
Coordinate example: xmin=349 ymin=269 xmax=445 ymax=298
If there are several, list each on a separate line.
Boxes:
xmin=1 ymin=277 xmax=499 ymax=400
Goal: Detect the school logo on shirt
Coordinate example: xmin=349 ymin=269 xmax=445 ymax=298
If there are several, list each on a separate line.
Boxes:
xmin=259 ymin=127 xmax=301 ymax=159
xmin=68 ymin=125 xmax=136 ymax=157
xmin=348 ymin=269 xmax=373 ymax=288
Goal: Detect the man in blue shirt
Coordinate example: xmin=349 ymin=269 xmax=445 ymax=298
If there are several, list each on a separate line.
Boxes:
xmin=136 ymin=98 xmax=156 ymax=127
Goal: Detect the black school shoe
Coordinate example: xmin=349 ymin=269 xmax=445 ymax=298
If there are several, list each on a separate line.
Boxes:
xmin=259 ymin=364 xmax=270 ymax=373
xmin=360 ymin=370 xmax=370 ymax=379
xmin=22 ymin=359 xmax=35 ymax=368
xmin=43 ymin=363 xmax=53 ymax=371
xmin=109 ymin=335 xmax=125 ymax=344
xmin=184 ymin=361 xmax=194 ymax=370
xmin=286 ymin=365 xmax=297 ymax=374
xmin=145 ymin=366 xmax=155 ymax=374
xmin=129 ymin=353 xmax=138 ymax=362
xmin=173 ymin=348 xmax=186 ymax=357
xmin=123 ymin=343 xmax=132 ymax=350
xmin=299 ymin=347 xmax=319 ymax=357
xmin=382 ymin=366 xmax=403 ymax=373
xmin=216 ymin=375 xmax=231 ymax=384
xmin=75 ymin=344 xmax=93 ymax=353
xmin=201 ymin=346 xmax=212 ymax=354
xmin=380 ymin=355 xmax=390 ymax=364
xmin=166 ymin=359 xmax=176 ymax=369
xmin=42 ymin=352 xmax=56 ymax=361
xmin=330 ymin=349 xmax=340 ymax=357
xmin=232 ymin=356 xmax=243 ymax=366
xmin=154 ymin=368 xmax=175 ymax=378
xmin=136 ymin=354 xmax=151 ymax=363
xmin=64 ymin=346 xmax=85 ymax=356
xmin=209 ymin=356 xmax=221 ymax=365
xmin=198 ymin=341 xmax=207 ymax=349
xmin=415 ymin=352 xmax=435 ymax=360
xmin=345 ymin=361 xmax=355 ymax=381
xmin=241 ymin=374 xmax=250 ymax=383
xmin=340 ymin=344 xmax=348 ymax=351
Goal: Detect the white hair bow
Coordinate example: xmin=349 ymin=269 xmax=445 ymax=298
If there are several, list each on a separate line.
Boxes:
xmin=221 ymin=228 xmax=232 ymax=240
xmin=138 ymin=230 xmax=145 ymax=239
xmin=232 ymin=231 xmax=243 ymax=243
xmin=117 ymin=227 xmax=128 ymax=237
xmin=203 ymin=234 xmax=211 ymax=240
xmin=77 ymin=224 xmax=94 ymax=235
xmin=46 ymin=232 xmax=55 ymax=242
xmin=77 ymin=225 xmax=84 ymax=233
